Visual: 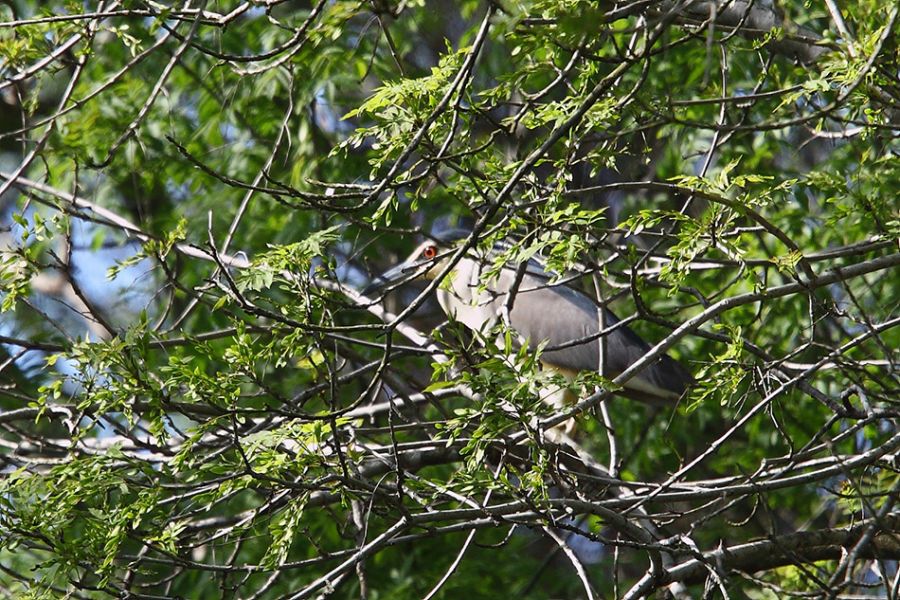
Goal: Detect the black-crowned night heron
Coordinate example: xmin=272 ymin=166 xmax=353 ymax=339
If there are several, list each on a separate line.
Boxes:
xmin=365 ymin=229 xmax=692 ymax=405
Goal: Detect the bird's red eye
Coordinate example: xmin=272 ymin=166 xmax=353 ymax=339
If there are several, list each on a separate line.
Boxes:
xmin=422 ymin=245 xmax=437 ymax=260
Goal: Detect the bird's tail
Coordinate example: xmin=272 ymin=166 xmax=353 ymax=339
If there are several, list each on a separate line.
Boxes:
xmin=621 ymin=354 xmax=693 ymax=405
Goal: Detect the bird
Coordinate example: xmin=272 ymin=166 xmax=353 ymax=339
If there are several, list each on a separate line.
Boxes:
xmin=364 ymin=228 xmax=692 ymax=406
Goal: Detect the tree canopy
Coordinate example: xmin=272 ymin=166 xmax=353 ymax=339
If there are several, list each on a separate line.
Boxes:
xmin=0 ymin=0 xmax=898 ymax=598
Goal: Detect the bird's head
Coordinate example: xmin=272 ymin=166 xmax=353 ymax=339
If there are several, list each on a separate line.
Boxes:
xmin=362 ymin=228 xmax=471 ymax=295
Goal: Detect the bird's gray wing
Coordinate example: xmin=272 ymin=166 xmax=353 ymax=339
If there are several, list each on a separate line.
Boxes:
xmin=503 ymin=270 xmax=692 ymax=403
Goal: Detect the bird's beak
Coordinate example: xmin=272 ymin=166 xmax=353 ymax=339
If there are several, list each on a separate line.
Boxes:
xmin=362 ymin=259 xmax=426 ymax=296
